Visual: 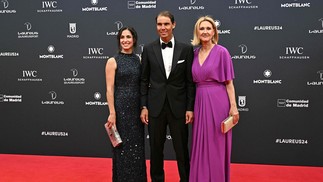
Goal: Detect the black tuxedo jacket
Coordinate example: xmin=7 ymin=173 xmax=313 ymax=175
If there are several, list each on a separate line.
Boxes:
xmin=140 ymin=38 xmax=195 ymax=118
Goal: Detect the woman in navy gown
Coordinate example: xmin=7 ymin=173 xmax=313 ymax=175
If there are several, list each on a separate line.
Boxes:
xmin=105 ymin=27 xmax=147 ymax=182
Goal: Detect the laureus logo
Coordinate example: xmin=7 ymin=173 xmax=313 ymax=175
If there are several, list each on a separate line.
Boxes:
xmin=319 ymin=18 xmax=323 ymax=28
xmin=41 ymin=91 xmax=64 ymax=105
xmin=306 ymin=70 xmax=323 ymax=86
xmin=318 ymin=70 xmax=323 ymax=80
xmin=0 ymin=0 xmax=16 ymax=13
xmin=18 ymin=22 xmax=38 ymax=38
xmin=107 ymin=21 xmax=123 ymax=36
xmin=71 ymin=68 xmax=78 ymax=77
xmin=49 ymin=91 xmax=57 ymax=100
xmin=24 ymin=22 xmax=32 ymax=31
xmin=232 ymin=44 xmax=257 ymax=60
xmin=238 ymin=44 xmax=248 ymax=54
xmin=63 ymin=68 xmax=85 ymax=85
xmin=1 ymin=0 xmax=9 ymax=8
xmin=178 ymin=0 xmax=204 ymax=11
xmin=115 ymin=21 xmax=123 ymax=30
xmin=308 ymin=18 xmax=323 ymax=34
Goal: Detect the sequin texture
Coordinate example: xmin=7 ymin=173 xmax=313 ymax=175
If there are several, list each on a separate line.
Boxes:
xmin=112 ymin=52 xmax=147 ymax=182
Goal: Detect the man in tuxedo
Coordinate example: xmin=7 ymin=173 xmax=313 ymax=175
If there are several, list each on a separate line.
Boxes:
xmin=140 ymin=11 xmax=195 ymax=182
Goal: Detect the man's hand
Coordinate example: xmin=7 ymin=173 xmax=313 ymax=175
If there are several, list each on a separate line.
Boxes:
xmin=185 ymin=111 xmax=194 ymax=124
xmin=140 ymin=108 xmax=149 ymax=125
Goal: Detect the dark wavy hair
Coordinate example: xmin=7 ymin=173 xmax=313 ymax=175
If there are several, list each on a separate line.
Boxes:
xmin=155 ymin=11 xmax=175 ymax=24
xmin=117 ymin=26 xmax=138 ymax=52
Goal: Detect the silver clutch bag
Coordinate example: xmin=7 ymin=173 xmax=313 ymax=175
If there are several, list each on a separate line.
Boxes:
xmin=104 ymin=123 xmax=122 ymax=147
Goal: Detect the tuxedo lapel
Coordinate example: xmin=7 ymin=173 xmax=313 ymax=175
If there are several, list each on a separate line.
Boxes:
xmin=170 ymin=41 xmax=182 ymax=74
xmin=152 ymin=41 xmax=167 ymax=76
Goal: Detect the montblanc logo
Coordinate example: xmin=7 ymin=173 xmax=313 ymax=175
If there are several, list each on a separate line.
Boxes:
xmin=39 ymin=45 xmax=64 ymax=59
xmin=229 ymin=0 xmax=258 ymax=9
xmin=63 ymin=68 xmax=86 ymax=85
xmin=178 ymin=0 xmax=204 ymax=11
xmin=85 ymin=92 xmax=108 ymax=106
xmin=308 ymin=18 xmax=323 ymax=34
xmin=237 ymin=96 xmax=249 ymax=112
xmin=306 ymin=70 xmax=323 ymax=86
xmin=253 ymin=69 xmax=282 ymax=84
xmin=277 ymin=99 xmax=309 ymax=108
xmin=106 ymin=21 xmax=123 ymax=36
xmin=37 ymin=1 xmax=63 ymax=13
xmin=263 ymin=69 xmax=272 ymax=78
xmin=18 ymin=70 xmax=43 ymax=82
xmin=281 ymin=0 xmax=310 ymax=8
xmin=82 ymin=0 xmax=107 ymax=12
xmin=0 ymin=94 xmax=22 ymax=103
xmin=91 ymin=0 xmax=98 ymax=5
xmin=83 ymin=48 xmax=109 ymax=60
xmin=0 ymin=0 xmax=17 ymax=14
xmin=128 ymin=1 xmax=157 ymax=9
xmin=231 ymin=44 xmax=256 ymax=60
xmin=279 ymin=46 xmax=310 ymax=60
xmin=17 ymin=22 xmax=39 ymax=39
xmin=215 ymin=20 xmax=231 ymax=35
xmin=67 ymin=23 xmax=80 ymax=39
xmin=41 ymin=91 xmax=64 ymax=105
xmin=94 ymin=92 xmax=101 ymax=100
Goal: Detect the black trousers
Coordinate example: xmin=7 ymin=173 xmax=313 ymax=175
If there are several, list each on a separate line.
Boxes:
xmin=148 ymin=99 xmax=190 ymax=182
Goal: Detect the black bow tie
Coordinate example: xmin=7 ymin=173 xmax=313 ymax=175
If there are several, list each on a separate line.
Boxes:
xmin=161 ymin=41 xmax=172 ymax=49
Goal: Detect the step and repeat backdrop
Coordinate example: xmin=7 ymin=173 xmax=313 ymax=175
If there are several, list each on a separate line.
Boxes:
xmin=1 ymin=0 xmax=323 ymax=166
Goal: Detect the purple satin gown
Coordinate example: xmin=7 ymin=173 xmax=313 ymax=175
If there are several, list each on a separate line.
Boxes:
xmin=190 ymin=45 xmax=235 ymax=182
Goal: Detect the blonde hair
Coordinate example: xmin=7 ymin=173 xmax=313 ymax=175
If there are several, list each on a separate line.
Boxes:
xmin=191 ymin=16 xmax=219 ymax=46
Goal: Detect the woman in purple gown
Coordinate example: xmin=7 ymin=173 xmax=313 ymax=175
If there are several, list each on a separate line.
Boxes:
xmin=189 ymin=16 xmax=240 ymax=182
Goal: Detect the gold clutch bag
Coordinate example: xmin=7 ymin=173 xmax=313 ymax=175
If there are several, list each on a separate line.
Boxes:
xmin=221 ymin=116 xmax=237 ymax=133
xmin=104 ymin=123 xmax=122 ymax=147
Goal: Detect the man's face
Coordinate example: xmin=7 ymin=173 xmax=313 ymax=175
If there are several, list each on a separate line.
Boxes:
xmin=156 ymin=15 xmax=176 ymax=42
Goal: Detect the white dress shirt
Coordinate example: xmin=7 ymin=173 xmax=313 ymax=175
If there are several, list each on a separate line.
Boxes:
xmin=160 ymin=37 xmax=175 ymax=79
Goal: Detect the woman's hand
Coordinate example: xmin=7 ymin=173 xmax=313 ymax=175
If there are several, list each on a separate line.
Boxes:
xmin=230 ymin=107 xmax=239 ymax=125
xmin=107 ymin=113 xmax=116 ymax=128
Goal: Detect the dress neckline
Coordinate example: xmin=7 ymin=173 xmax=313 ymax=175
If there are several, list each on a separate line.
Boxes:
xmin=198 ymin=44 xmax=216 ymax=67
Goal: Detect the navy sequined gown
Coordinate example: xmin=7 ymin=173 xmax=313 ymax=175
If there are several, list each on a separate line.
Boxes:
xmin=112 ymin=52 xmax=147 ymax=182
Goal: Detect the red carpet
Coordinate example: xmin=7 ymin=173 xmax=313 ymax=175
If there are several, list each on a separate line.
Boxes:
xmin=0 ymin=154 xmax=322 ymax=182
